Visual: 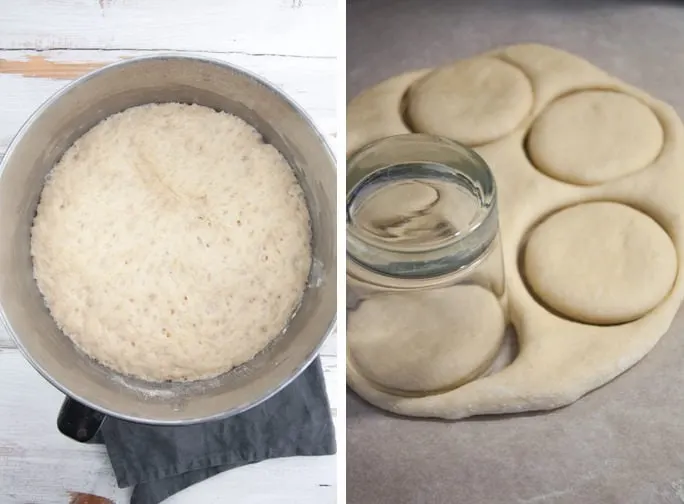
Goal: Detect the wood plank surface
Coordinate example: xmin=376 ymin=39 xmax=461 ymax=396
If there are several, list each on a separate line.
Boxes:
xmin=0 ymin=347 xmax=337 ymax=504
xmin=0 ymin=350 xmax=132 ymax=504
xmin=0 ymin=0 xmax=337 ymax=57
xmin=164 ymin=456 xmax=336 ymax=503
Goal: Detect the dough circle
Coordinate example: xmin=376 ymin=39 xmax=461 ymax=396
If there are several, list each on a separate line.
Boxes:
xmin=524 ymin=202 xmax=677 ymax=325
xmin=406 ymin=57 xmax=533 ymax=145
xmin=527 ymin=90 xmax=664 ymax=185
xmin=348 ymin=285 xmax=505 ymax=393
xmin=31 ymin=103 xmax=312 ymax=382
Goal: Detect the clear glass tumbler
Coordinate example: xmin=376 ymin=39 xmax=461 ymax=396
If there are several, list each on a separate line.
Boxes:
xmin=346 ymin=134 xmax=508 ymax=393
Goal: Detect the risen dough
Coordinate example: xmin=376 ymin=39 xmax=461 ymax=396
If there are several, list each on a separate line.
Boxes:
xmin=527 ymin=90 xmax=663 ymax=185
xmin=346 ymin=44 xmax=684 ymax=419
xmin=31 ymin=103 xmax=311 ymax=382
xmin=406 ymin=57 xmax=533 ymax=145
xmin=348 ymin=285 xmax=505 ymax=393
xmin=524 ymin=202 xmax=676 ymax=325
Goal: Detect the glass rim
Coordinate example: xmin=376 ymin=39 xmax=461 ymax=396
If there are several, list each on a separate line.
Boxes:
xmin=346 ymin=134 xmax=499 ymax=278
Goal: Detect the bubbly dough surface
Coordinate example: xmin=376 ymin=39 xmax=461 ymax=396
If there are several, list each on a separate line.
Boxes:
xmin=348 ymin=285 xmax=505 ymax=393
xmin=406 ymin=57 xmax=533 ymax=145
xmin=31 ymin=103 xmax=312 ymax=382
xmin=524 ymin=202 xmax=677 ymax=325
xmin=527 ymin=90 xmax=663 ymax=185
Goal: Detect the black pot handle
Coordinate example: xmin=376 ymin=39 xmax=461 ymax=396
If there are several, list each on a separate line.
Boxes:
xmin=57 ymin=396 xmax=106 ymax=443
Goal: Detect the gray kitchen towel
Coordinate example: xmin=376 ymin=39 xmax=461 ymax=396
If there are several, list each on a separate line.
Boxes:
xmin=96 ymin=358 xmax=335 ymax=504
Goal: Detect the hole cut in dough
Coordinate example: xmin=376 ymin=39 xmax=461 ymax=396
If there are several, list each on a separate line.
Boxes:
xmin=406 ymin=57 xmax=533 ymax=146
xmin=527 ymin=90 xmax=664 ymax=185
xmin=347 ymin=285 xmax=506 ymax=394
xmin=523 ymin=201 xmax=677 ymax=325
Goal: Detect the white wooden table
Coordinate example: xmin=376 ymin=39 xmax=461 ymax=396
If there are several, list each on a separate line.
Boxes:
xmin=0 ymin=2 xmax=337 ymax=503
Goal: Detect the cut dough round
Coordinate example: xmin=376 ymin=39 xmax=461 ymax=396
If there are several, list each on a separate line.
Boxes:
xmin=524 ymin=202 xmax=676 ymax=325
xmin=348 ymin=285 xmax=505 ymax=393
xmin=406 ymin=57 xmax=533 ymax=145
xmin=527 ymin=90 xmax=663 ymax=185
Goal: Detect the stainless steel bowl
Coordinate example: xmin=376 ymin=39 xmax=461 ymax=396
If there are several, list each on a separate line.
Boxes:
xmin=0 ymin=55 xmax=336 ymax=425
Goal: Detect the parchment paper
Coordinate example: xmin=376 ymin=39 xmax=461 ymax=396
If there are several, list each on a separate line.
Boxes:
xmin=347 ymin=1 xmax=684 ymax=502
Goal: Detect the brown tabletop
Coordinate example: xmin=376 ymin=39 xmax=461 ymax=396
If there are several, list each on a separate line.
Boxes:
xmin=347 ymin=1 xmax=684 ymax=503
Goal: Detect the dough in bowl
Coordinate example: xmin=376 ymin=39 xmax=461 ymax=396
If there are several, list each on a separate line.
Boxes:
xmin=31 ymin=103 xmax=311 ymax=382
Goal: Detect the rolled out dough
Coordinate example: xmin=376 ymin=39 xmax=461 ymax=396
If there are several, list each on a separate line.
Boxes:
xmin=346 ymin=69 xmax=430 ymax=157
xmin=346 ymin=44 xmax=684 ymax=419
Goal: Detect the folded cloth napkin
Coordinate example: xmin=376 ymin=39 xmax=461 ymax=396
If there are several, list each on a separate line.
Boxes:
xmin=94 ymin=358 xmax=336 ymax=504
